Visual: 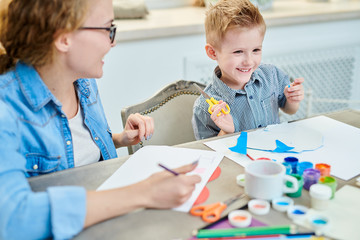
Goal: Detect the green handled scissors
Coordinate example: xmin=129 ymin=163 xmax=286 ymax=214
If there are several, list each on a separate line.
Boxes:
xmin=194 ymin=83 xmax=231 ymax=117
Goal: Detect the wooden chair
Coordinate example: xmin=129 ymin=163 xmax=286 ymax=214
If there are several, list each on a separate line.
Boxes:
xmin=121 ymin=80 xmax=206 ymax=154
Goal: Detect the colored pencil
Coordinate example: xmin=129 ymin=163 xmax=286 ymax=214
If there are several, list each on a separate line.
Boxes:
xmin=194 ymin=225 xmax=297 ymax=238
xmin=158 ymin=163 xmax=179 ymax=176
xmin=195 ymin=234 xmax=282 ymax=239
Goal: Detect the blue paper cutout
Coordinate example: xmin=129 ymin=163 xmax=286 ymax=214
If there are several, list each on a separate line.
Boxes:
xmin=272 ymin=140 xmax=294 ymax=153
xmin=229 ymin=132 xmax=247 ymax=154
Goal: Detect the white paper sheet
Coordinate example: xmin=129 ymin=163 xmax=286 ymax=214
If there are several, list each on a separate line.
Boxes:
xmin=205 ymin=116 xmax=360 ymax=180
xmin=294 ymin=185 xmax=360 ymax=239
xmin=97 ymin=145 xmax=223 ymax=212
xmin=247 ymin=122 xmax=323 ymax=153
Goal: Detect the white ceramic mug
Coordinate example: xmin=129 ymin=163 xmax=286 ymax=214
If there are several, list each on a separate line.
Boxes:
xmin=245 ymin=160 xmax=299 ymax=200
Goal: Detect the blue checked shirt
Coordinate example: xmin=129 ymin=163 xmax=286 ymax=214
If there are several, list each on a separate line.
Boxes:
xmin=0 ymin=62 xmax=118 ymax=240
xmin=192 ymin=64 xmax=290 ymax=140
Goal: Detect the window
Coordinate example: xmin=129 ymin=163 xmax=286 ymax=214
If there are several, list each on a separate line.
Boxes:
xmin=145 ymin=0 xmax=192 ymax=9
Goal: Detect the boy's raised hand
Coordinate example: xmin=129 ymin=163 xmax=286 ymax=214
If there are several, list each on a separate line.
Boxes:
xmin=285 ymin=77 xmax=304 ymax=104
xmin=210 ymin=101 xmax=235 ymax=135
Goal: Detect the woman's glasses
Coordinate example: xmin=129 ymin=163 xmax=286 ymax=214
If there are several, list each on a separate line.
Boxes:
xmin=79 ymin=24 xmax=117 ymax=43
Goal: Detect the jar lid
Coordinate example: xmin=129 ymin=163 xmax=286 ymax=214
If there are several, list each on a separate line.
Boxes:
xmin=309 ymin=184 xmax=332 ymax=200
xmin=236 ymin=174 xmax=245 ymax=187
xmin=248 ymin=199 xmax=270 ymax=215
xmin=272 ymin=196 xmax=294 ymax=212
xmin=287 ymin=205 xmax=309 ymax=221
xmin=228 ymin=210 xmax=252 ymax=228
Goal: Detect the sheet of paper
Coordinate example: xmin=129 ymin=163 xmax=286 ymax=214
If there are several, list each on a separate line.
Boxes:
xmin=247 ymin=122 xmax=323 ymax=153
xmin=97 ymin=145 xmax=223 ymax=212
xmin=205 ymin=116 xmax=360 ymax=180
xmin=294 ymin=185 xmax=360 ymax=239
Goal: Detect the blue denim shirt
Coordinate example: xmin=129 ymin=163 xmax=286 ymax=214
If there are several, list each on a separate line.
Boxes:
xmin=192 ymin=64 xmax=289 ymax=140
xmin=0 ymin=62 xmax=118 ymax=239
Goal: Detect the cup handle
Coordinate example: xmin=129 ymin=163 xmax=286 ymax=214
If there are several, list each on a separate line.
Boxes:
xmin=283 ymin=175 xmax=299 ymax=193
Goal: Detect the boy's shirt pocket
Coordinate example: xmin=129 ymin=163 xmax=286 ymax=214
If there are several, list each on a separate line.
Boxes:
xmin=260 ymin=92 xmax=280 ymax=125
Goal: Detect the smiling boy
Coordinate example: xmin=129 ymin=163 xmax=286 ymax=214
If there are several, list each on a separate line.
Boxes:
xmin=192 ymin=0 xmax=304 ymax=140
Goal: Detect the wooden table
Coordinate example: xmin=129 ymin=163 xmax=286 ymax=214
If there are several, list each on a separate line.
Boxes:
xmin=28 ymin=109 xmax=360 ymax=240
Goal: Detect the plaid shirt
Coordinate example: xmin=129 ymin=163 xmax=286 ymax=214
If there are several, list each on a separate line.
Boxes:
xmin=192 ymin=63 xmax=290 ymax=140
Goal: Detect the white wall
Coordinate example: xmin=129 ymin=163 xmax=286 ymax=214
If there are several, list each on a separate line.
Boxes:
xmin=98 ymin=19 xmax=360 ymax=157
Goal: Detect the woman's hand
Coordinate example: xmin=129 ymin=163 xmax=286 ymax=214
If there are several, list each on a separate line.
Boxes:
xmin=142 ymin=162 xmax=202 ymax=209
xmin=113 ymin=113 xmax=154 ymax=148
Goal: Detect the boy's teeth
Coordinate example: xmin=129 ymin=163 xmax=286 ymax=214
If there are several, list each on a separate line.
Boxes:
xmin=239 ymin=69 xmax=250 ymax=72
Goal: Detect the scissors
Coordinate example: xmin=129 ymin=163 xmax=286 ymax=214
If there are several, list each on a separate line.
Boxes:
xmin=194 ymin=83 xmax=230 ymax=117
xmin=190 ymin=193 xmax=246 ymax=223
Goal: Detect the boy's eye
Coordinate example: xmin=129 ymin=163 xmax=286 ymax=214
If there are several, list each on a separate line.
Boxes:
xmin=253 ymin=48 xmax=261 ymax=52
xmin=233 ymin=50 xmax=243 ymax=54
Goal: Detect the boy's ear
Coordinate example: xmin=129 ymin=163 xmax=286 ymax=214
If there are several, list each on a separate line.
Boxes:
xmin=205 ymin=44 xmax=217 ymax=60
xmin=54 ymin=32 xmax=72 ymax=53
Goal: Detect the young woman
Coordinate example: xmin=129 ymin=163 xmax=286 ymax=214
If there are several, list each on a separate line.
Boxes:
xmin=0 ymin=0 xmax=201 ymax=239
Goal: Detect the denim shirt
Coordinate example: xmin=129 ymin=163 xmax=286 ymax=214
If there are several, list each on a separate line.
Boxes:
xmin=0 ymin=62 xmax=118 ymax=239
xmin=192 ymin=64 xmax=289 ymax=140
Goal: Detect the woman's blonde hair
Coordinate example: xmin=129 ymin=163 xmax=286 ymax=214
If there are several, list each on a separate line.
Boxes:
xmin=205 ymin=0 xmax=266 ymax=48
xmin=0 ymin=0 xmax=90 ymax=74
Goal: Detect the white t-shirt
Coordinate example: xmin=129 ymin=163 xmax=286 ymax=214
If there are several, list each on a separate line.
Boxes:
xmin=69 ymin=105 xmax=101 ymax=167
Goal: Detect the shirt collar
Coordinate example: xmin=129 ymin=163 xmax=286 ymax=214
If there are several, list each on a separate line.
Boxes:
xmin=15 ymin=61 xmax=59 ymax=111
xmin=211 ymin=66 xmax=236 ymax=104
xmin=74 ymin=79 xmax=91 ymax=98
xmin=211 ymin=66 xmax=263 ymax=103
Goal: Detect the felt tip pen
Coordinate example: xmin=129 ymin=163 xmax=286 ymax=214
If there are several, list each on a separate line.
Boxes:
xmin=194 ymin=224 xmax=297 ymax=238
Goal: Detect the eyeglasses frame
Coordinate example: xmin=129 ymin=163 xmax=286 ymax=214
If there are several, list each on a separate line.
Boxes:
xmin=79 ymin=24 xmax=117 ymax=43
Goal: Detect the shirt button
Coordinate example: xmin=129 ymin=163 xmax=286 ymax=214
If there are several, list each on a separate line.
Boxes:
xmin=33 ymin=164 xmax=38 ymax=170
xmin=258 ymin=125 xmax=262 ymax=128
xmin=249 ymin=96 xmax=253 ymax=99
xmin=66 ymin=140 xmax=71 ymax=145
xmin=94 ymin=137 xmax=99 ymax=141
xmin=61 ymin=114 xmax=66 ymax=118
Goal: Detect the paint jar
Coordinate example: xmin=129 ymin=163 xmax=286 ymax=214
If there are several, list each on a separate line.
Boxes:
xmin=303 ymin=168 xmax=321 ymax=190
xmin=282 ymin=162 xmax=292 ymax=175
xmin=309 ymin=184 xmax=332 ymax=210
xmin=315 ymin=163 xmax=331 ymax=176
xmin=284 ymin=157 xmax=299 ymax=174
xmin=297 ymin=161 xmax=313 ymax=176
xmin=319 ymin=176 xmax=337 ymax=199
xmin=286 ymin=174 xmax=303 ymax=198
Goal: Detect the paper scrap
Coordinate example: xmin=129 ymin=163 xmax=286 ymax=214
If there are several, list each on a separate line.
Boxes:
xmin=229 ymin=132 xmax=247 ymax=155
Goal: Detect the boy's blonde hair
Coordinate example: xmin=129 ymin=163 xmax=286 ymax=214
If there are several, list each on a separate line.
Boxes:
xmin=0 ymin=0 xmax=90 ymax=74
xmin=205 ymin=0 xmax=266 ymax=48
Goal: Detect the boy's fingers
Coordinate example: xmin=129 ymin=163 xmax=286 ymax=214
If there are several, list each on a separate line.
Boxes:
xmin=293 ymin=77 xmax=304 ymax=85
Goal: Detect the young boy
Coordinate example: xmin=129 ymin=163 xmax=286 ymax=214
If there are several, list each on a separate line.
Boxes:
xmin=192 ymin=0 xmax=304 ymax=140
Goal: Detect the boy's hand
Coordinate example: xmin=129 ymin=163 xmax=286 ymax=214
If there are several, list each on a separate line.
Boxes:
xmin=210 ymin=101 xmax=235 ymax=134
xmin=285 ymin=77 xmax=304 ymax=104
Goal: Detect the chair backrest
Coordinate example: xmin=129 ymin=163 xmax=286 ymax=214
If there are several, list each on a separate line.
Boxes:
xmin=121 ymin=80 xmax=206 ymax=154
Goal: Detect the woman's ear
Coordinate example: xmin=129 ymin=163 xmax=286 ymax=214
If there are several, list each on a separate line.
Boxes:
xmin=205 ymin=43 xmax=217 ymax=60
xmin=54 ymin=31 xmax=71 ymax=53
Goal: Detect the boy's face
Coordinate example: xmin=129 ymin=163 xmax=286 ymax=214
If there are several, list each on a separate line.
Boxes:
xmin=211 ymin=26 xmax=264 ymax=90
